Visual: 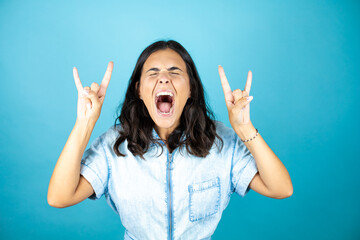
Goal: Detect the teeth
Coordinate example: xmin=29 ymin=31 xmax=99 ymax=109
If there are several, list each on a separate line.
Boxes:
xmin=156 ymin=92 xmax=173 ymax=97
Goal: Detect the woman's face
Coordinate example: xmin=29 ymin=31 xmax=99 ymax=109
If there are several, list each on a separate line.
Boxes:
xmin=139 ymin=48 xmax=191 ymax=136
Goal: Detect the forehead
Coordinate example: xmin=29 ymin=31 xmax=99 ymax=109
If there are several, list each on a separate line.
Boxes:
xmin=143 ymin=48 xmax=186 ymax=70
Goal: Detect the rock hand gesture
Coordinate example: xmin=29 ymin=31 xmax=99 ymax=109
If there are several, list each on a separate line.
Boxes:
xmin=218 ymin=65 xmax=253 ymax=130
xmin=73 ymin=61 xmax=114 ymax=123
xmin=217 ymin=65 xmax=293 ymax=199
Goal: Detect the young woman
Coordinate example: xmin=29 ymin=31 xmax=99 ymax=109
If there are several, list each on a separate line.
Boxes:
xmin=48 ymin=40 xmax=293 ymax=239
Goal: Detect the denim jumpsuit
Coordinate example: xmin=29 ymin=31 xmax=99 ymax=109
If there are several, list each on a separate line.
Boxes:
xmin=80 ymin=121 xmax=258 ymax=240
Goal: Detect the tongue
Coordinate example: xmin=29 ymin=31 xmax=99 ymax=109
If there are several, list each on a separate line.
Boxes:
xmin=158 ymin=102 xmax=172 ymax=113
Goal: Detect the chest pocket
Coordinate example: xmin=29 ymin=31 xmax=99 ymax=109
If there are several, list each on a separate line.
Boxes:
xmin=188 ymin=176 xmax=221 ymax=222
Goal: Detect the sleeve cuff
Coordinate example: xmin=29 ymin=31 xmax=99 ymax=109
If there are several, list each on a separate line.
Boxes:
xmin=234 ymin=158 xmax=258 ymax=197
xmin=80 ymin=163 xmax=105 ymax=200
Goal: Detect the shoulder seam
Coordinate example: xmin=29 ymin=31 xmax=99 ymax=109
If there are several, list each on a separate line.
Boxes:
xmin=100 ymin=135 xmax=112 ymax=194
xmin=230 ymin=131 xmax=237 ymax=192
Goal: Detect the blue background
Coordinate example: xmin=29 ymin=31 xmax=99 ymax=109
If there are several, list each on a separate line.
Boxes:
xmin=1 ymin=0 xmax=359 ymax=239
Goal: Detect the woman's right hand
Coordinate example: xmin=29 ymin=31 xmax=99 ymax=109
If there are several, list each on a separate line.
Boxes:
xmin=73 ymin=61 xmax=114 ymax=123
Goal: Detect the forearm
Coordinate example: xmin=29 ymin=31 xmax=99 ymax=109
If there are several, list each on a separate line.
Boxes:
xmin=234 ymin=121 xmax=293 ymax=196
xmin=47 ymin=119 xmax=96 ymax=205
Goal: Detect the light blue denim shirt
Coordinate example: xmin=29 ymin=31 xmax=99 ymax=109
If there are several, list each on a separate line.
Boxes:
xmin=80 ymin=121 xmax=258 ymax=240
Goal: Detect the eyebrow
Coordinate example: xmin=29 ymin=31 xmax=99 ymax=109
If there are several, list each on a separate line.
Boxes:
xmin=145 ymin=66 xmax=183 ymax=73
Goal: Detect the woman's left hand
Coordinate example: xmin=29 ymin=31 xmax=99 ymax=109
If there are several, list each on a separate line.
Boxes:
xmin=218 ymin=66 xmax=253 ymax=128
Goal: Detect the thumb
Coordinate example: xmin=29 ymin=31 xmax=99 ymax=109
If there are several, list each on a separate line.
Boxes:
xmin=235 ymin=96 xmax=253 ymax=110
xmin=242 ymin=90 xmax=249 ymax=98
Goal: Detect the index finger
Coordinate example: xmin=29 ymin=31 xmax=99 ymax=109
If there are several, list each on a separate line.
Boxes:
xmin=244 ymin=70 xmax=252 ymax=94
xmin=98 ymin=61 xmax=114 ymax=97
xmin=73 ymin=67 xmax=83 ymax=92
xmin=218 ymin=65 xmax=234 ymax=105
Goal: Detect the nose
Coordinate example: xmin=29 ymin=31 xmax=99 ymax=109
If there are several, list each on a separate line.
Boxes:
xmin=158 ymin=71 xmax=170 ymax=84
xmin=159 ymin=79 xmax=169 ymax=84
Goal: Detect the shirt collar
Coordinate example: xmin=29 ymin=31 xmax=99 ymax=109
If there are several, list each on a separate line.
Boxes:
xmin=150 ymin=128 xmax=164 ymax=147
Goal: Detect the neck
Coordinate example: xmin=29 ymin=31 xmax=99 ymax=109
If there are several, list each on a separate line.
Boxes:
xmin=155 ymin=126 xmax=173 ymax=141
xmin=154 ymin=127 xmax=172 ymax=153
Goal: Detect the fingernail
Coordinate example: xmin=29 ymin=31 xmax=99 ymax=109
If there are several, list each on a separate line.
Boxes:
xmin=87 ymin=103 xmax=91 ymax=109
xmin=247 ymin=96 xmax=253 ymax=101
xmin=82 ymin=90 xmax=89 ymax=95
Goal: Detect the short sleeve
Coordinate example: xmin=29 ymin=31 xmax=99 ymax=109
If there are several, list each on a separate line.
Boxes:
xmin=80 ymin=134 xmax=109 ymax=200
xmin=231 ymin=133 xmax=259 ymax=197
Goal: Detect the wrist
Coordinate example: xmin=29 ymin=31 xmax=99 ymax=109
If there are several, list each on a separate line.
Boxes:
xmin=234 ymin=122 xmax=257 ymax=141
xmin=75 ymin=118 xmax=97 ymax=133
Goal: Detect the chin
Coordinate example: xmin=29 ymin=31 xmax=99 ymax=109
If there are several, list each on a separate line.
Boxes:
xmin=152 ymin=113 xmax=179 ymax=130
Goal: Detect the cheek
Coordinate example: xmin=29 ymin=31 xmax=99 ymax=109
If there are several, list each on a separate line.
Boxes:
xmin=139 ymin=80 xmax=154 ymax=101
xmin=175 ymin=77 xmax=191 ymax=95
xmin=142 ymin=93 xmax=153 ymax=107
xmin=177 ymin=89 xmax=191 ymax=107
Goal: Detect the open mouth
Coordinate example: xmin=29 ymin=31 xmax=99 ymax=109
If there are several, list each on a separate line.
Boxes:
xmin=155 ymin=91 xmax=175 ymax=116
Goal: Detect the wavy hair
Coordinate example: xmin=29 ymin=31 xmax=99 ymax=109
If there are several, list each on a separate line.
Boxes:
xmin=113 ymin=40 xmax=223 ymax=159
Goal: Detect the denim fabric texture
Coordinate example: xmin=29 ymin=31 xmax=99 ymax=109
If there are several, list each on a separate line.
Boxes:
xmin=80 ymin=121 xmax=258 ymax=240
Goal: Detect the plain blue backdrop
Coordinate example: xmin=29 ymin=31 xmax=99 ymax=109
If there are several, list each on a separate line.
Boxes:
xmin=0 ymin=0 xmax=359 ymax=239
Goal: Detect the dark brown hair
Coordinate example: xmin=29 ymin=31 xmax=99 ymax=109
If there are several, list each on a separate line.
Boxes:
xmin=113 ymin=40 xmax=223 ymax=159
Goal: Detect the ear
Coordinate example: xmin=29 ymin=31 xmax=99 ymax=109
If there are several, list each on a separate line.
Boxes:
xmin=136 ymin=81 xmax=142 ymax=100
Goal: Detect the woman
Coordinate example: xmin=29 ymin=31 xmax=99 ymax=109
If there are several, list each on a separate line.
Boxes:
xmin=48 ymin=40 xmax=293 ymax=239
